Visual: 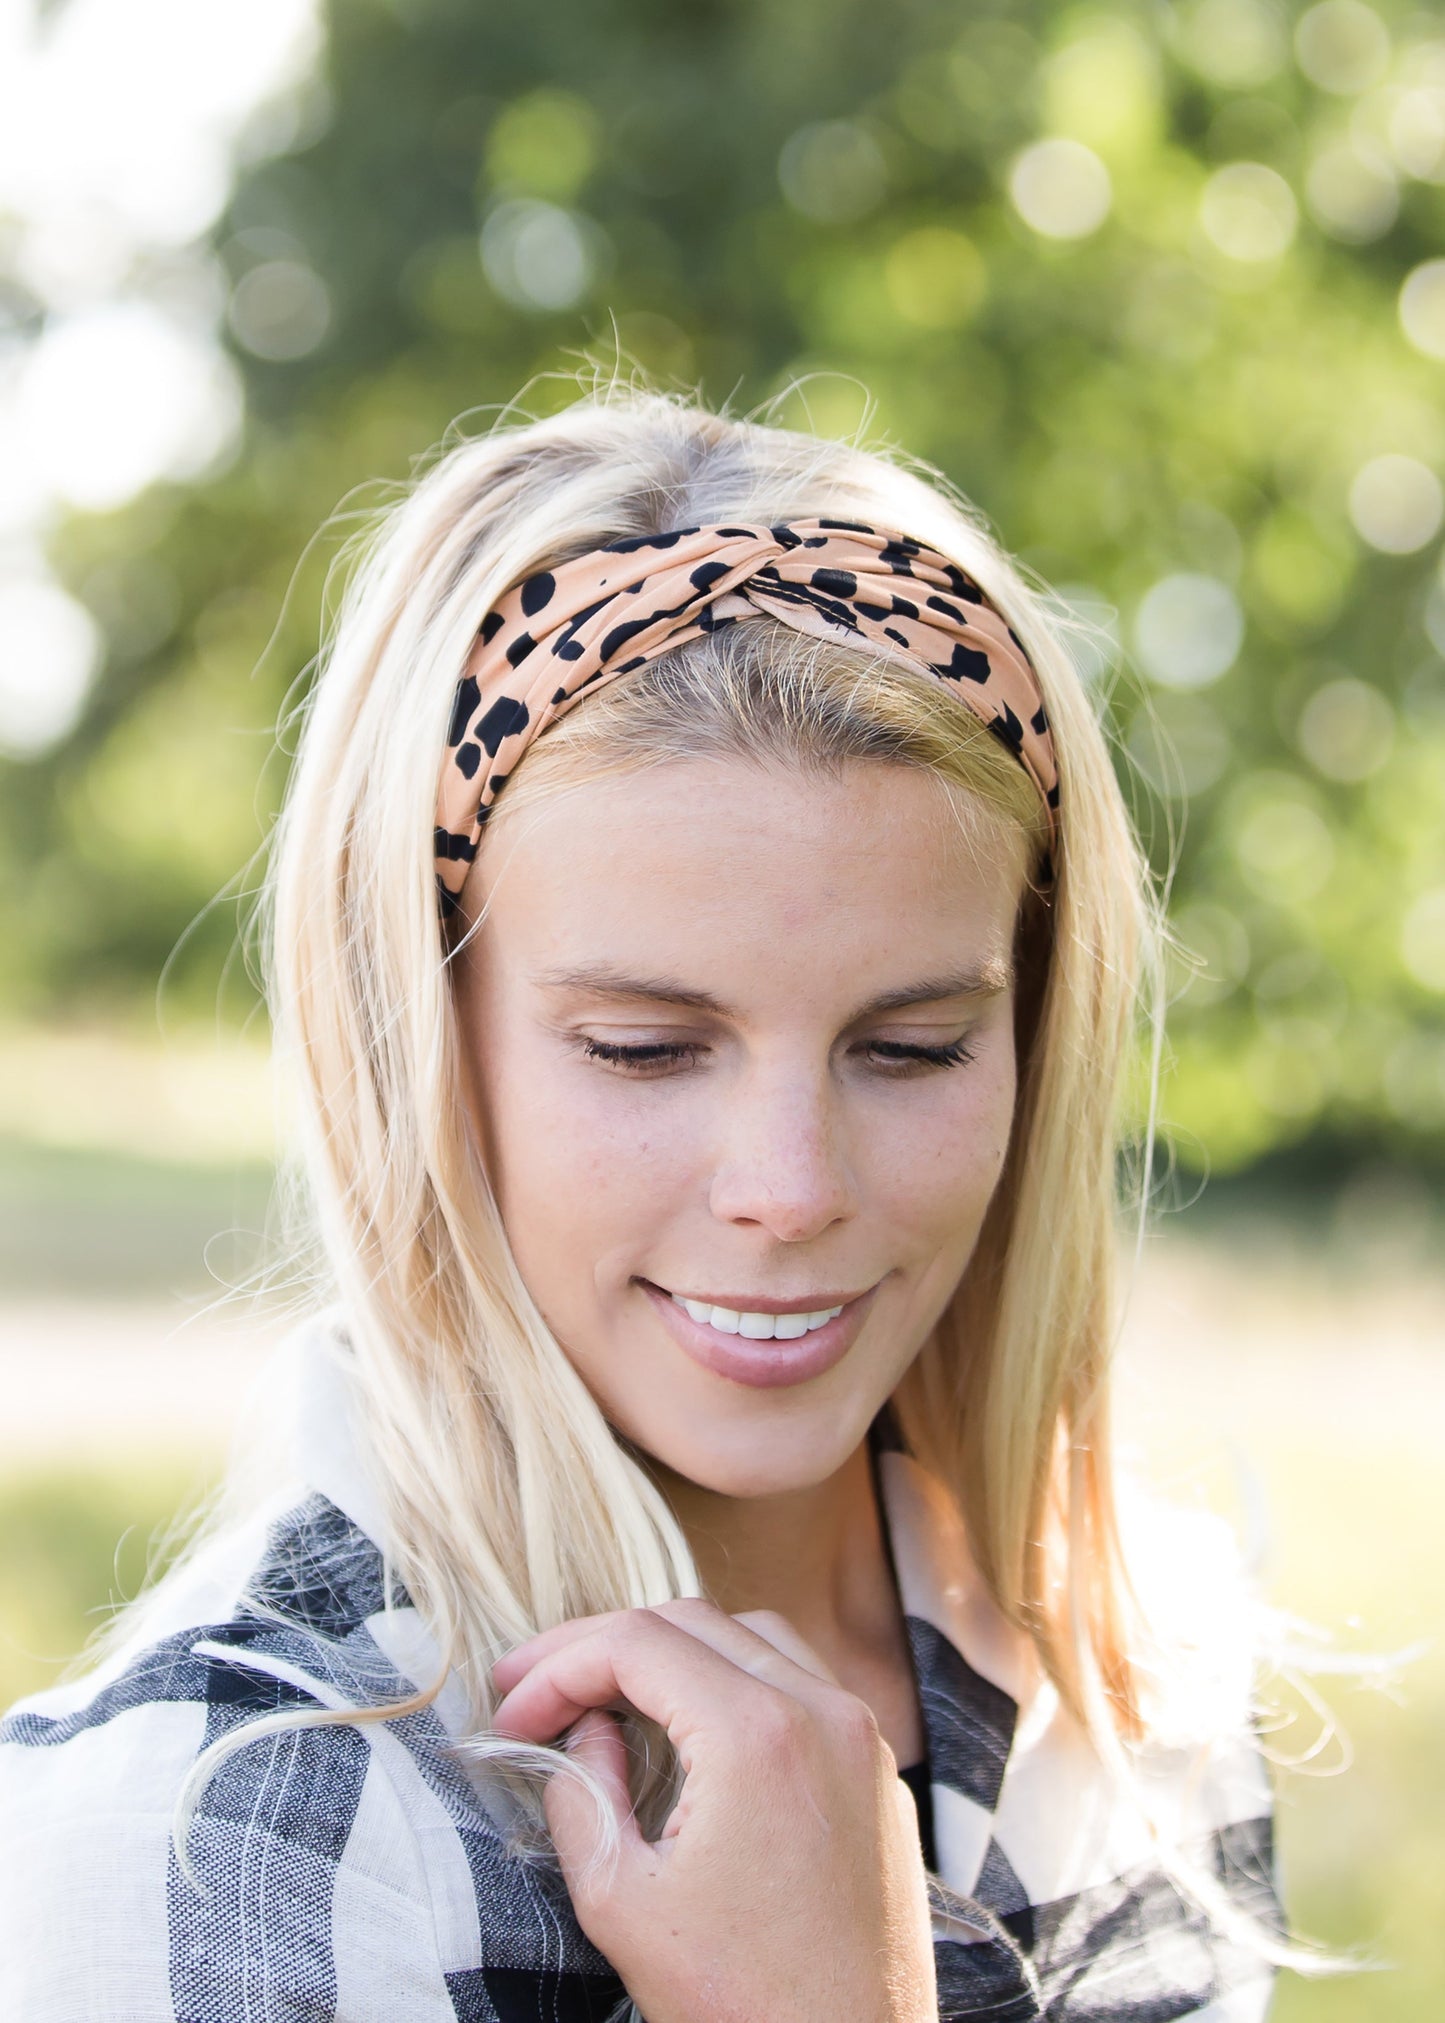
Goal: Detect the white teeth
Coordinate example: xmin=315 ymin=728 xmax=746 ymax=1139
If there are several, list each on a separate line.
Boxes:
xmin=668 ymin=1293 xmax=846 ymax=1340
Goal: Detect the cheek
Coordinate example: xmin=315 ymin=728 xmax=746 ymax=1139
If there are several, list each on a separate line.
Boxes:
xmin=483 ymin=1038 xmax=700 ymax=1242
xmin=872 ymin=1046 xmax=1017 ymax=1237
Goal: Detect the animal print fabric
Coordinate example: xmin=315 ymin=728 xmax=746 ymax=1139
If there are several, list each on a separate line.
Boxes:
xmin=434 ymin=519 xmax=1060 ymax=913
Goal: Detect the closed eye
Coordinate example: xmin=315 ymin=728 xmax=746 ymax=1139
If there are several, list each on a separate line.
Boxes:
xmin=580 ymin=1036 xmax=976 ymax=1077
xmin=582 ymin=1038 xmax=702 ymax=1074
xmin=862 ymin=1037 xmax=976 ymax=1074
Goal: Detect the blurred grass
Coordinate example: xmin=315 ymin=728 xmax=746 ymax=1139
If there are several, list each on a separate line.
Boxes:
xmin=0 ymin=1133 xmax=275 ymax=1295
xmin=1220 ymin=1442 xmax=1444 ymax=2020
xmin=0 ymin=1464 xmax=215 ymax=1707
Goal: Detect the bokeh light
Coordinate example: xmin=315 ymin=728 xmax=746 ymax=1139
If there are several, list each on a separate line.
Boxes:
xmin=1348 ymin=454 xmax=1444 ymax=554
xmin=0 ymin=0 xmax=317 ymax=522
xmin=1198 ymin=162 xmax=1299 ymax=263
xmin=1387 ymin=70 xmax=1445 ymax=184
xmin=883 ymin=229 xmax=987 ymax=330
xmin=1294 ymin=0 xmax=1391 ymax=97
xmin=0 ymin=574 xmax=100 ymax=755
xmin=227 ymin=259 xmax=331 ymax=360
xmin=1304 ymin=136 xmax=1399 ymax=242
xmin=1232 ymin=782 xmax=1336 ymax=902
xmin=778 ymin=121 xmax=887 ymax=225
xmin=1399 ymin=889 xmax=1445 ymax=992
xmin=1169 ymin=0 xmax=1290 ymax=90
xmin=14 ymin=301 xmax=243 ymax=511
xmin=1296 ymin=676 xmax=1395 ymax=780
xmin=1133 ymin=573 xmax=1245 ymax=689
xmin=485 ymin=90 xmax=598 ymax=202
xmin=1007 ymin=137 xmax=1112 ymax=239
xmin=0 ymin=0 xmax=321 ymax=281
xmin=480 ymin=200 xmax=602 ymax=312
xmin=1040 ymin=20 xmax=1162 ymax=165
xmin=1399 ymin=259 xmax=1445 ymax=361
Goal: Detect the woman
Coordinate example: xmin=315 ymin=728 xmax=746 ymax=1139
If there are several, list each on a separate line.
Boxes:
xmin=0 ymin=390 xmax=1285 ymax=2019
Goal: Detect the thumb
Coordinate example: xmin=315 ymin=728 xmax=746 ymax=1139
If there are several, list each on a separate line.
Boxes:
xmin=543 ymin=1709 xmax=641 ymax=1907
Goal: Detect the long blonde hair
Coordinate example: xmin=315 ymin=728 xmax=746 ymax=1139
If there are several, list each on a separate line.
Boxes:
xmin=251 ymin=384 xmax=1156 ymax=1773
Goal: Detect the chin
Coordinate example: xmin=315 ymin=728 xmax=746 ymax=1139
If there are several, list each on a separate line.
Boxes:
xmin=633 ymin=1409 xmax=868 ymax=1500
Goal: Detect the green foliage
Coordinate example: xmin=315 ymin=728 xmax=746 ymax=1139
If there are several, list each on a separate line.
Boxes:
xmin=3 ymin=0 xmax=1444 ymax=1173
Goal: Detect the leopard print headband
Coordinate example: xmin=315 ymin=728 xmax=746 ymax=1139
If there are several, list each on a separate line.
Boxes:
xmin=434 ymin=518 xmax=1060 ymax=915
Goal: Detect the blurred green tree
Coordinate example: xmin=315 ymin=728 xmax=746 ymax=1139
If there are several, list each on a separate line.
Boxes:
xmin=4 ymin=0 xmax=1444 ymax=1176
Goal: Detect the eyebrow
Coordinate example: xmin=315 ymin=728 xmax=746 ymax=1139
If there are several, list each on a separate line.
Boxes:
xmin=534 ymin=959 xmax=1013 ymax=1023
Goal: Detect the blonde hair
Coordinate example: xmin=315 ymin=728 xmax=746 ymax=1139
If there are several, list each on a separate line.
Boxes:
xmin=235 ymin=384 xmax=1160 ymax=1797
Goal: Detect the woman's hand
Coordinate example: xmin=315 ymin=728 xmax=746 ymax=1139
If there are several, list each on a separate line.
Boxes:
xmin=492 ymin=1598 xmax=937 ymax=2023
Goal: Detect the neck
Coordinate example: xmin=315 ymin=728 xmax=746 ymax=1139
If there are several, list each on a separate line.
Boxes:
xmin=651 ymin=1439 xmax=919 ymax=1759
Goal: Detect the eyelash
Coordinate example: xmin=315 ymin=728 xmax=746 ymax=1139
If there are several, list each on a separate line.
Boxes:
xmin=580 ymin=1036 xmax=977 ymax=1077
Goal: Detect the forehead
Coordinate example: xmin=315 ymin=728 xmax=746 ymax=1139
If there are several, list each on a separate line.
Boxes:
xmin=461 ymin=757 xmax=1027 ymax=1000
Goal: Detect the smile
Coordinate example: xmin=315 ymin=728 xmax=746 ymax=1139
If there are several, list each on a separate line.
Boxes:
xmin=639 ymin=1278 xmax=882 ymax=1390
xmin=666 ymin=1295 xmax=845 ymax=1340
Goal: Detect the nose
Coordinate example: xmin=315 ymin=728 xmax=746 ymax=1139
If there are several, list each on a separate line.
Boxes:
xmin=706 ymin=1067 xmax=859 ymax=1243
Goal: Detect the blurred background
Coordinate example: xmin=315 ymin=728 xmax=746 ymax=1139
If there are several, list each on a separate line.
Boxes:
xmin=0 ymin=0 xmax=1441 ymax=2011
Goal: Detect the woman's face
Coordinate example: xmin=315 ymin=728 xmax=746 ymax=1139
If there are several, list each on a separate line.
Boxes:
xmin=453 ymin=757 xmax=1026 ymax=1499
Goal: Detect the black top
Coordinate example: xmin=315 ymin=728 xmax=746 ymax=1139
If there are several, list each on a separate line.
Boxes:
xmin=897 ymin=1757 xmax=937 ymax=1873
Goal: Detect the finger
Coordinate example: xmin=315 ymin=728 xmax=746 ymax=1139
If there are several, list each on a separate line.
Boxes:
xmin=640 ymin=1599 xmax=844 ymax=1703
xmin=495 ymin=1599 xmax=833 ymax=1703
xmin=732 ymin=1609 xmax=840 ymax=1685
xmin=492 ymin=1610 xmax=624 ymax=1696
xmin=493 ymin=1609 xmax=787 ymax=1750
xmin=543 ymin=1710 xmax=644 ymax=1896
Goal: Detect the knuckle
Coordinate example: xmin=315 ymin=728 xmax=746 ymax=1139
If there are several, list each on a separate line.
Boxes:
xmin=748 ymin=1690 xmax=808 ymax=1755
xmin=648 ymin=1597 xmax=720 ymax=1629
xmin=552 ymin=1609 xmax=624 ymax=1645
xmin=605 ymin=1608 xmax=663 ymax=1651
xmin=826 ymin=1692 xmax=882 ymax=1755
xmin=734 ymin=1607 xmax=792 ymax=1637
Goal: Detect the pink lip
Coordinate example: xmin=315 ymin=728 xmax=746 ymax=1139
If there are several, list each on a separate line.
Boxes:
xmin=639 ymin=1278 xmax=882 ymax=1391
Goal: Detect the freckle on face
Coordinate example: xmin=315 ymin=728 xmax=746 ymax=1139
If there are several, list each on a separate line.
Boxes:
xmin=450 ymin=756 xmax=1026 ymax=1500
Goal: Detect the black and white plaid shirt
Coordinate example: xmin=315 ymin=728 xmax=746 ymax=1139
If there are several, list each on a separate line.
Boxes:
xmin=0 ymin=1308 xmax=1282 ymax=2019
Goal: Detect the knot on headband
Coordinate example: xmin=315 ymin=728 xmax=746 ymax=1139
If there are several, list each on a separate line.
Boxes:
xmin=434 ymin=518 xmax=1059 ymax=914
